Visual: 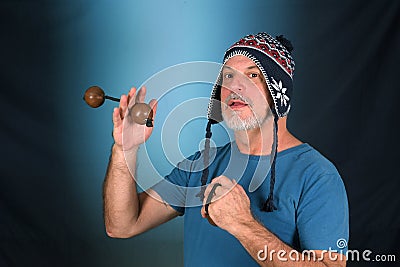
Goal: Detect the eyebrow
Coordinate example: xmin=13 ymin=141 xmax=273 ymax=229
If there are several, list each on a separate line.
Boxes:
xmin=222 ymin=65 xmax=260 ymax=71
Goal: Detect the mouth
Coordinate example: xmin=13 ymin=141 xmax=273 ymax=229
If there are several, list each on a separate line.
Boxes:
xmin=227 ymin=99 xmax=248 ymax=110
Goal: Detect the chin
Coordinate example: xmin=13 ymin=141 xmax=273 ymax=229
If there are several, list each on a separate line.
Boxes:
xmin=222 ymin=109 xmax=272 ymax=131
xmin=222 ymin=113 xmax=259 ymax=131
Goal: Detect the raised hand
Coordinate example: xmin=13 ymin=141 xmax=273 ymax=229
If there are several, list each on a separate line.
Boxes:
xmin=112 ymin=86 xmax=157 ymax=151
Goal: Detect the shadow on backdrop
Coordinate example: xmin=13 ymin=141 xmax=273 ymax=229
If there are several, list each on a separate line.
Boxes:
xmin=0 ymin=0 xmax=399 ymax=266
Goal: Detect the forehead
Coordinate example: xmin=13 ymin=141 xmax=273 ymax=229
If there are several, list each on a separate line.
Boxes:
xmin=223 ymin=55 xmax=258 ymax=70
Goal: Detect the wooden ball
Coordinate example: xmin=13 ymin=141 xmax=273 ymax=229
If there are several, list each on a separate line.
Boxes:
xmin=84 ymin=86 xmax=105 ymax=108
xmin=130 ymin=103 xmax=153 ymax=126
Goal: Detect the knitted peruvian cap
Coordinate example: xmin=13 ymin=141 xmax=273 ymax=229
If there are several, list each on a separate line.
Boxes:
xmin=199 ymin=33 xmax=295 ymax=212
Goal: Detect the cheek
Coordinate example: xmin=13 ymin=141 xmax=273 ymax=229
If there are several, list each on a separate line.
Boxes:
xmin=251 ymin=91 xmax=270 ymax=111
xmin=249 ymin=87 xmax=266 ymax=103
xmin=220 ymin=87 xmax=230 ymax=101
xmin=256 ymin=83 xmax=272 ymax=106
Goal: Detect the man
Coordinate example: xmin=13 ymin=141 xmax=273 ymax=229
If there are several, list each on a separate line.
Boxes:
xmin=103 ymin=33 xmax=349 ymax=266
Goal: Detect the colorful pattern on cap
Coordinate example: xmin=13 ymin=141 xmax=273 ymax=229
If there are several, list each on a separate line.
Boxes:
xmin=229 ymin=33 xmax=295 ymax=78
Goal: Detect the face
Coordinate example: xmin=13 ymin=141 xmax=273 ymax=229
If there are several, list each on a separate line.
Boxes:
xmin=220 ymin=55 xmax=273 ymax=131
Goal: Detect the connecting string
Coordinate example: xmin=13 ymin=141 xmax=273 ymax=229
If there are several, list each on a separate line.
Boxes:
xmin=261 ymin=113 xmax=279 ymax=212
xmin=196 ymin=120 xmax=213 ymax=201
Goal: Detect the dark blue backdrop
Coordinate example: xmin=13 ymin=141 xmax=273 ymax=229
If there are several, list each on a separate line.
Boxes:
xmin=1 ymin=1 xmax=399 ymax=266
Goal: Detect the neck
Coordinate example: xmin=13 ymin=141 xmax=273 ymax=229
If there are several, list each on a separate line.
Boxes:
xmin=233 ymin=116 xmax=302 ymax=155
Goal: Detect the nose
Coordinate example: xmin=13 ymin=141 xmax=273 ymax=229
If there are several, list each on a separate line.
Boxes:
xmin=226 ymin=74 xmax=246 ymax=94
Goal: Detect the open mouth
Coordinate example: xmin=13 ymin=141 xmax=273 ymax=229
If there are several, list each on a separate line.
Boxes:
xmin=228 ymin=99 xmax=248 ymax=110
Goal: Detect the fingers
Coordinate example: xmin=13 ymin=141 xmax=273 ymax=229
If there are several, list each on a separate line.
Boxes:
xmin=135 ymin=86 xmax=147 ymax=103
xmin=142 ymin=99 xmax=158 ymax=136
xmin=113 ymin=86 xmax=158 ymax=141
xmin=200 ymin=181 xmax=230 ymax=219
xmin=117 ymin=86 xmax=154 ymax=118
xmin=127 ymin=87 xmax=137 ymax=109
xmin=212 ymin=175 xmax=234 ymax=186
xmin=119 ymin=94 xmax=129 ymax=120
xmin=148 ymin=98 xmax=158 ymax=121
xmin=235 ymin=182 xmax=247 ymax=196
xmin=203 ymin=184 xmax=215 ymax=205
xmin=202 ymin=177 xmax=240 ymax=213
xmin=203 ymin=180 xmax=228 ymax=206
xmin=116 ymin=86 xmax=150 ymax=117
xmin=201 ymin=205 xmax=207 ymax=218
xmin=202 ymin=176 xmax=233 ymax=203
xmin=206 ymin=183 xmax=222 ymax=205
xmin=112 ymin=107 xmax=122 ymax=128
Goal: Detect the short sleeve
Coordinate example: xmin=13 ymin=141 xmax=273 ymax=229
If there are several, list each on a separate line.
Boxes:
xmin=297 ymin=173 xmax=349 ymax=254
xmin=151 ymin=152 xmax=202 ymax=215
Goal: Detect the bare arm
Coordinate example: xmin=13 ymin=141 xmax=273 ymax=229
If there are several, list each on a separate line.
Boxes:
xmin=201 ymin=176 xmax=346 ymax=267
xmin=232 ymin=218 xmax=346 ymax=267
xmin=103 ymin=87 xmax=179 ymax=238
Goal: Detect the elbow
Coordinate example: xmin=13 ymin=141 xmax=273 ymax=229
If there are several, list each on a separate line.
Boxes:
xmin=105 ymin=225 xmax=137 ymax=239
xmin=106 ymin=231 xmax=125 ymax=238
xmin=105 ymin=228 xmax=121 ymax=238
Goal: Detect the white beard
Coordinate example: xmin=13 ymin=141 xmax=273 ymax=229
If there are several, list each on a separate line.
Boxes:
xmin=222 ymin=107 xmax=272 ymax=131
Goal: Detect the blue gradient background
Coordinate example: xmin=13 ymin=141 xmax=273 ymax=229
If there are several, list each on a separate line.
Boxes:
xmin=2 ymin=0 xmax=399 ymax=266
xmin=59 ymin=0 xmax=295 ymax=265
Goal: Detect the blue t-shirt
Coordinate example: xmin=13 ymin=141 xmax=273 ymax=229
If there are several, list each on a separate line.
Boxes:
xmin=152 ymin=142 xmax=349 ymax=267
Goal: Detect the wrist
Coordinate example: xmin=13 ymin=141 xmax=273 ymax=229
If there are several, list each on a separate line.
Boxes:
xmin=228 ymin=214 xmax=259 ymax=238
xmin=113 ymin=143 xmax=139 ymax=153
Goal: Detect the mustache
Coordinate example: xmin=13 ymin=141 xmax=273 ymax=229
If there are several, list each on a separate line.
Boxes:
xmin=224 ymin=93 xmax=253 ymax=106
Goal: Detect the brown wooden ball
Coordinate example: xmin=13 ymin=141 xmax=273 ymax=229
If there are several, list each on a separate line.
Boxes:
xmin=84 ymin=86 xmax=105 ymax=108
xmin=130 ymin=102 xmax=153 ymax=126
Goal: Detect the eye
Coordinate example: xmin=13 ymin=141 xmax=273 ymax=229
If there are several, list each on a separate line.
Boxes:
xmin=223 ymin=73 xmax=233 ymax=79
xmin=249 ymin=73 xmax=259 ymax=78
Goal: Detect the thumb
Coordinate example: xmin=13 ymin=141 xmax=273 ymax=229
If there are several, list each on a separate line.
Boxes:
xmin=149 ymin=99 xmax=158 ymax=119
